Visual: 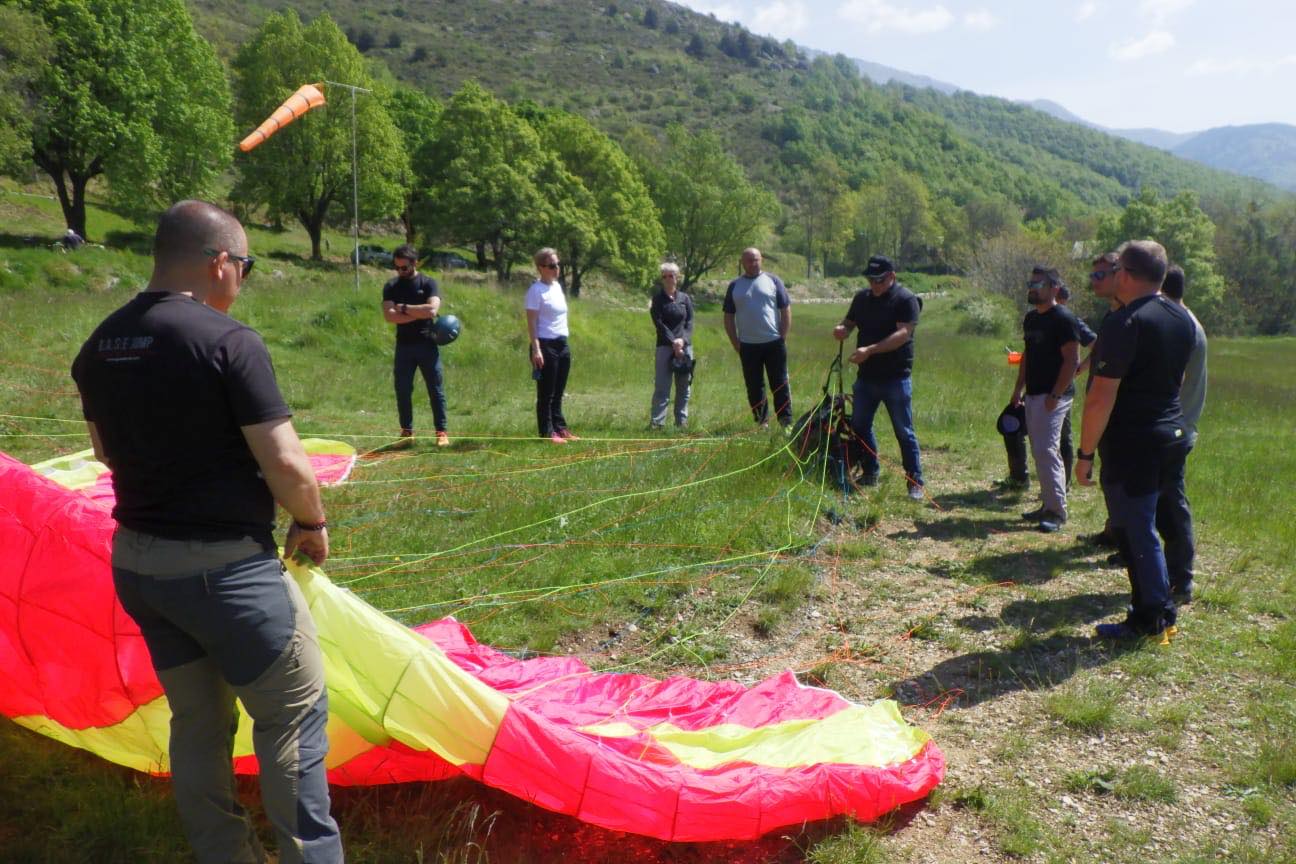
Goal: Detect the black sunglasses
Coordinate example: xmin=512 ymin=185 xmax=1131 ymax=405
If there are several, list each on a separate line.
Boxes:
xmin=394 ymin=262 xmax=415 ymax=273
xmin=1089 ymin=270 xmax=1111 ymax=281
xmin=541 ymin=260 xmax=560 ymax=269
xmin=204 ymin=248 xmax=255 ymax=278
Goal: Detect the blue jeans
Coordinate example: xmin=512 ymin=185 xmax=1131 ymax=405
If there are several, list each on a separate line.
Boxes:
xmin=1100 ymin=441 xmax=1189 ymax=634
xmin=394 ymin=340 xmax=447 ymax=432
xmin=852 ymin=375 xmax=923 ymax=487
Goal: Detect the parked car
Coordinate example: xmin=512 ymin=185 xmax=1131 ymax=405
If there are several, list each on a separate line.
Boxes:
xmin=426 ymin=251 xmax=471 ymax=269
xmin=352 ymin=244 xmax=394 ymax=267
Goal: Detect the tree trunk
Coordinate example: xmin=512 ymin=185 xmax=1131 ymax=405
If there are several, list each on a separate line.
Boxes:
xmin=491 ymin=236 xmax=508 ymax=280
xmin=475 ymin=241 xmax=487 ymax=269
xmin=300 ymin=193 xmax=333 ymax=261
xmin=402 ymin=208 xmax=416 ymax=244
xmin=42 ymin=160 xmax=96 ymax=241
xmin=565 ymin=248 xmax=583 ymax=298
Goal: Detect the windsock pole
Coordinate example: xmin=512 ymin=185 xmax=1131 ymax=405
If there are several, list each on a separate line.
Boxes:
xmin=326 ymin=80 xmax=372 ymax=291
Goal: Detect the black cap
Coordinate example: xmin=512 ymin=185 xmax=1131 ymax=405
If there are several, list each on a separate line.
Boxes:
xmin=863 ymin=255 xmax=895 ymax=278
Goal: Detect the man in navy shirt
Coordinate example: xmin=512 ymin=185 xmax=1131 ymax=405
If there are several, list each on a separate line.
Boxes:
xmin=1078 ymin=240 xmax=1195 ymax=641
xmin=833 ymin=255 xmax=925 ymax=499
xmin=383 ymin=244 xmax=448 ymax=446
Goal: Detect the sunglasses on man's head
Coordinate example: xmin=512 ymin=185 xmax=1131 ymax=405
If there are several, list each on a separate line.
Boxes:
xmin=203 ymin=248 xmax=255 ymax=278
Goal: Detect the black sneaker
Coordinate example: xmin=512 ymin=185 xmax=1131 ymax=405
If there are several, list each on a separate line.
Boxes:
xmin=1038 ymin=511 xmax=1067 ymax=533
xmin=1106 ymin=551 xmax=1126 ymax=567
xmin=860 ymin=474 xmax=879 ymax=487
xmin=1170 ymin=581 xmax=1194 ymax=605
xmin=1084 ymin=530 xmax=1119 ymax=549
xmin=1022 ymin=506 xmax=1047 ymax=521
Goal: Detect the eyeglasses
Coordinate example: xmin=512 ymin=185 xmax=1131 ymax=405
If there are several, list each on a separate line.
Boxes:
xmin=1089 ymin=270 xmax=1111 ymax=281
xmin=394 ymin=262 xmax=415 ymax=274
xmin=204 ymin=248 xmax=255 ymax=278
xmin=541 ymin=260 xmax=560 ymax=269
xmin=866 ymin=275 xmax=888 ymax=284
xmin=661 ymin=272 xmax=677 ymax=279
xmin=1026 ymin=280 xmax=1047 ymax=290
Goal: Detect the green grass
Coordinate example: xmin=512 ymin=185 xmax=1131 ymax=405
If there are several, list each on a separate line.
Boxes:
xmin=2 ymin=188 xmax=1295 ymax=862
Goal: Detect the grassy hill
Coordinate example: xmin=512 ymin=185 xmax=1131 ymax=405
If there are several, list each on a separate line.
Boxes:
xmin=186 ymin=0 xmax=1283 ymax=224
xmin=1 ymin=187 xmax=1294 ymax=862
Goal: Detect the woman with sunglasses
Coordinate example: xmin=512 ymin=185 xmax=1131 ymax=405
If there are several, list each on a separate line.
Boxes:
xmin=648 ymin=261 xmax=694 ymax=429
xmin=526 ymin=247 xmax=577 ymax=443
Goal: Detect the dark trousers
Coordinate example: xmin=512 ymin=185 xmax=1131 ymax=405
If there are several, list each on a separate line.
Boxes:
xmin=536 ymin=337 xmax=571 ymax=437
xmin=738 ymin=339 xmax=792 ymax=425
xmin=1060 ymin=410 xmax=1074 ymax=488
xmin=394 ymin=340 xmax=447 ymax=432
xmin=1156 ymin=441 xmax=1196 ymax=590
xmin=1100 ymin=440 xmax=1189 ymax=634
xmin=1004 ymin=427 xmax=1029 ymax=483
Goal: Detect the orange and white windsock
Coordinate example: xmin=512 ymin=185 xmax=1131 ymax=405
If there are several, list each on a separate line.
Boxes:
xmin=238 ymin=83 xmax=327 ymax=152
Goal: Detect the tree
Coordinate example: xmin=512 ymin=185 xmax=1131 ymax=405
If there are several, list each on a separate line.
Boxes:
xmin=0 ymin=6 xmax=52 ymax=174
xmin=383 ymin=85 xmax=441 ymax=244
xmin=12 ymin=0 xmax=232 ymax=239
xmin=414 ymin=82 xmax=547 ymax=278
xmin=1097 ymin=190 xmax=1226 ymax=325
xmin=785 ymin=153 xmax=852 ymax=277
xmin=634 ymin=125 xmax=778 ymax=291
xmin=642 ymin=7 xmax=658 ymax=28
xmin=232 ymin=11 xmax=406 ymax=260
xmin=531 ymin=112 xmax=664 ymax=295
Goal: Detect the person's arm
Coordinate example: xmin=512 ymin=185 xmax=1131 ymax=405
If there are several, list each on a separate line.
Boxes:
xmin=241 ymin=417 xmax=329 ymax=564
xmin=1046 ymin=341 xmax=1080 ymax=411
xmin=723 ymin=313 xmax=740 ymax=353
xmin=778 ymin=305 xmax=791 ymax=339
xmin=86 ymin=421 xmax=110 ymax=468
xmin=383 ymin=300 xmax=438 ymax=324
xmin=676 ymin=295 xmax=693 ymax=355
xmin=850 ymin=321 xmax=913 ymax=365
xmin=526 ymin=308 xmax=544 ymax=369
xmin=1010 ymin=349 xmax=1026 ymax=406
xmin=1076 ymin=376 xmax=1119 ymax=486
xmin=833 ymin=318 xmax=856 ymax=341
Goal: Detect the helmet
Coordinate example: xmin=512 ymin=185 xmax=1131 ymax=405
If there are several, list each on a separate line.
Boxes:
xmin=432 ymin=313 xmax=461 ymax=346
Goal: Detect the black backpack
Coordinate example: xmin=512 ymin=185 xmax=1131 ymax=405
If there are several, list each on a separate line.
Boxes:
xmin=789 ymin=353 xmax=863 ymax=494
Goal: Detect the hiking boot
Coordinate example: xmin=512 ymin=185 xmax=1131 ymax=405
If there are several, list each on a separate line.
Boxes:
xmin=860 ymin=474 xmax=879 ymax=487
xmin=1084 ymin=530 xmax=1120 ymax=549
xmin=400 ymin=428 xmax=413 ymax=438
xmin=1170 ymin=581 xmax=1194 ymax=605
xmin=1094 ymin=621 xmax=1172 ymax=645
xmin=907 ymin=485 xmax=925 ymax=501
xmin=558 ymin=429 xmax=580 ymax=441
xmin=1106 ymin=551 xmax=1126 ymax=567
xmin=1021 ymin=506 xmax=1048 ymax=521
xmin=1038 ymin=511 xmax=1067 ymax=533
xmin=435 ymin=431 xmax=450 ymax=447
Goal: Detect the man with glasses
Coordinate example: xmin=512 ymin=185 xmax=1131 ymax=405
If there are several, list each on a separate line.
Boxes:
xmin=1077 ymin=240 xmax=1195 ymax=642
xmin=724 ymin=247 xmax=793 ymax=429
xmin=71 ymin=200 xmax=344 ymax=863
xmin=833 ymin=255 xmax=925 ymax=499
xmin=1077 ymin=252 xmax=1124 ymax=551
xmin=1010 ymin=266 xmax=1082 ymax=532
xmin=382 ymin=244 xmax=449 ymax=446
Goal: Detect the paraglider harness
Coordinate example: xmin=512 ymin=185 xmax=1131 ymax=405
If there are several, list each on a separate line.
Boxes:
xmin=788 ymin=346 xmax=864 ymax=494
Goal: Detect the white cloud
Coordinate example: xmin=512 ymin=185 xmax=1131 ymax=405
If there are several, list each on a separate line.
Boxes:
xmin=753 ymin=1 xmax=810 ymax=37
xmin=1138 ymin=0 xmax=1194 ymax=23
xmin=686 ymin=1 xmax=743 ymax=23
xmin=963 ymin=9 xmax=996 ymax=31
xmin=1075 ymin=2 xmax=1098 ymax=21
xmin=1109 ymin=30 xmax=1174 ymax=61
xmin=838 ymin=0 xmax=955 ymax=35
xmin=1187 ymin=54 xmax=1296 ymax=77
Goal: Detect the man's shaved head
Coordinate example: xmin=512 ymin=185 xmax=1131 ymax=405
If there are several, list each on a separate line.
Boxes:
xmin=153 ymin=200 xmax=244 ymax=269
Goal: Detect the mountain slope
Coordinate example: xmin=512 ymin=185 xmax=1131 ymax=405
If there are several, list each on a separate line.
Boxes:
xmin=1172 ymin=124 xmax=1296 ymax=191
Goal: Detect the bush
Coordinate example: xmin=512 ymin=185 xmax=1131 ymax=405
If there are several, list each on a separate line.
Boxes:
xmin=956 ymin=292 xmax=1017 ymax=338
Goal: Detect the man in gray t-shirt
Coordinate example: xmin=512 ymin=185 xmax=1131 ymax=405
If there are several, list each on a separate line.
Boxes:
xmin=1157 ymin=265 xmax=1205 ymax=601
xmin=723 ymin=247 xmax=793 ymax=427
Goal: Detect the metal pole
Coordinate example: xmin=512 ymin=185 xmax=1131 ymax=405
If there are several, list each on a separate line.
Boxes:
xmin=325 ymin=81 xmax=372 ymax=291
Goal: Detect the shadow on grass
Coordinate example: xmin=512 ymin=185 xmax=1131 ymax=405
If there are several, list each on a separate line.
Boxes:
xmin=960 ymin=542 xmax=1113 ymax=585
xmin=955 ymin=591 xmax=1128 ymax=633
xmin=0 ymin=230 xmax=56 ymax=249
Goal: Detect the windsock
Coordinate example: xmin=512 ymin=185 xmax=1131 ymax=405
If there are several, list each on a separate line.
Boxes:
xmin=238 ymin=83 xmax=327 ymax=152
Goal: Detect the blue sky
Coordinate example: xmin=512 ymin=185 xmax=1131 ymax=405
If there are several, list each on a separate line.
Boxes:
xmin=676 ymin=0 xmax=1294 ymax=132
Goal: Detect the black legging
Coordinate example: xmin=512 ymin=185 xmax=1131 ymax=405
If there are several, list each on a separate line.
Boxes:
xmin=535 ymin=337 xmax=571 ymax=437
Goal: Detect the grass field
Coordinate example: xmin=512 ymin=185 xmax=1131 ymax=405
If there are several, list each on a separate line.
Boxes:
xmin=1 ymin=186 xmax=1294 ymax=863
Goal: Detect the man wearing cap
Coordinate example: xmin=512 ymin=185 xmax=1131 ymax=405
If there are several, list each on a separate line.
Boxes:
xmin=71 ymin=200 xmax=344 ymax=863
xmin=1077 ymin=240 xmax=1195 ymax=641
xmin=1010 ymin=266 xmax=1082 ymax=532
xmin=833 ymin=255 xmax=925 ymax=499
xmin=723 ymin=247 xmax=793 ymax=428
xmin=383 ymin=243 xmax=449 ymax=446
xmin=1157 ymin=264 xmax=1205 ymax=603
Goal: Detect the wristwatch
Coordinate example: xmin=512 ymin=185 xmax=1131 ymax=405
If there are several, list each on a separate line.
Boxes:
xmin=1076 ymin=449 xmax=1094 ymax=461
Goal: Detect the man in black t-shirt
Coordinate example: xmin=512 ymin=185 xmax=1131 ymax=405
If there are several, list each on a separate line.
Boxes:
xmin=71 ymin=201 xmax=343 ymax=864
xmin=1010 ymin=266 xmax=1082 ymax=532
xmin=383 ymin=243 xmax=448 ymax=445
xmin=833 ymin=255 xmax=924 ymax=499
xmin=1078 ymin=240 xmax=1195 ymax=641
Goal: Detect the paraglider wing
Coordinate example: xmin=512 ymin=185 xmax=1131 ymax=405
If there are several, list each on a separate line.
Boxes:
xmin=238 ymin=83 xmax=327 ymax=153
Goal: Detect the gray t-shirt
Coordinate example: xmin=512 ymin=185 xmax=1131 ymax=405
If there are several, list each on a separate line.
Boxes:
xmin=1180 ymin=306 xmax=1207 ymax=441
xmin=723 ymin=272 xmax=790 ymax=344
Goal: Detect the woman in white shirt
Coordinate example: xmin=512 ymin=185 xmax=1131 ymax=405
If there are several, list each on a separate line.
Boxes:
xmin=525 ymin=247 xmax=578 ymax=443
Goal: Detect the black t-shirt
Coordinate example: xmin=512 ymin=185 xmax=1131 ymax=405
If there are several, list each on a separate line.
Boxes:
xmin=844 ymin=282 xmax=921 ymax=380
xmin=1022 ymin=305 xmax=1082 ymax=396
xmin=383 ymin=273 xmax=439 ymax=343
xmin=1094 ymin=294 xmax=1195 ymax=451
xmin=649 ymin=288 xmax=694 ymax=347
xmin=71 ymin=292 xmax=291 ymax=547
